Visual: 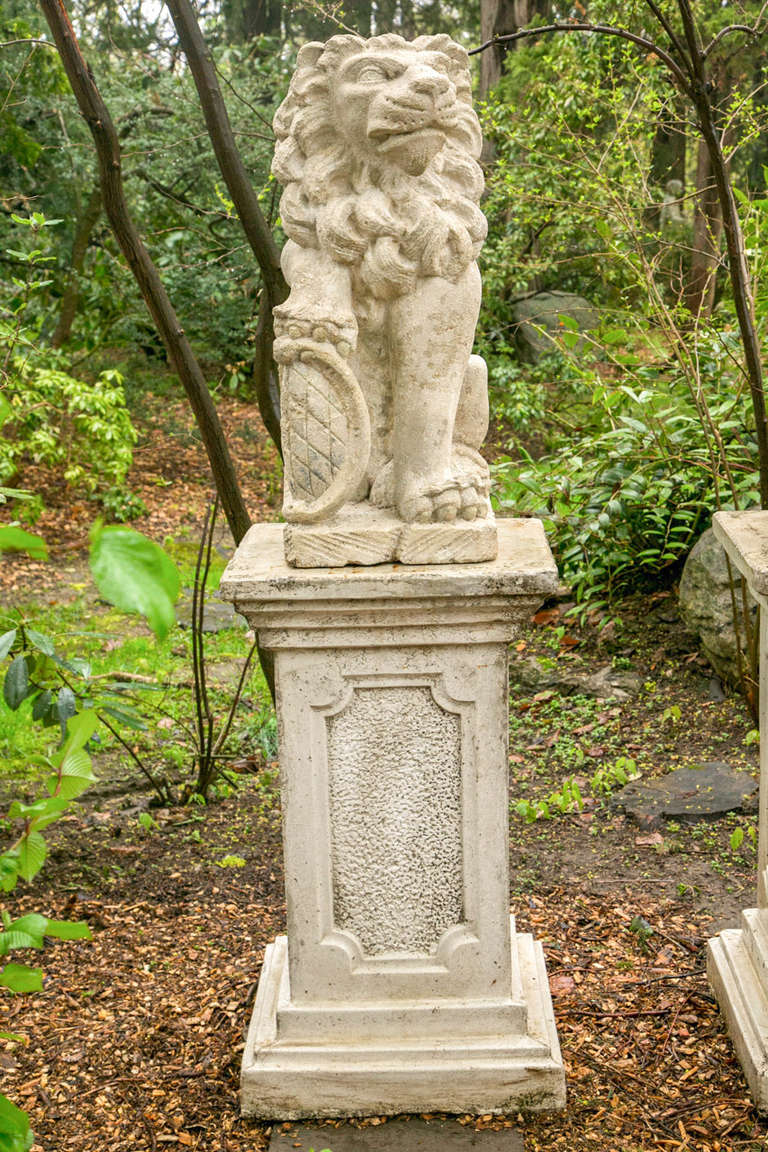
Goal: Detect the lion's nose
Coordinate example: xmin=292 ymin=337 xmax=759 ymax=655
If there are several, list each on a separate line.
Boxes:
xmin=410 ymin=69 xmax=451 ymax=98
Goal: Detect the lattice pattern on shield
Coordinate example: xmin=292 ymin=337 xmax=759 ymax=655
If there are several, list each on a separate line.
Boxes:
xmin=285 ymin=359 xmax=348 ymax=502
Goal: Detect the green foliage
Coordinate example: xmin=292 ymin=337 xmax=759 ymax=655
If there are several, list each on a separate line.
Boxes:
xmin=0 ymin=362 xmax=136 ymax=495
xmin=0 ymin=1091 xmax=34 ymax=1152
xmin=629 ymin=915 xmax=655 ymax=953
xmin=590 ymin=756 xmax=639 ymax=797
xmin=89 ymin=523 xmax=180 ymax=640
xmin=514 ymin=778 xmax=584 ymax=823
xmin=513 ymin=756 xmax=639 ymax=823
xmin=494 ymin=330 xmax=759 ymax=610
xmin=1 ymin=214 xmax=139 ymax=508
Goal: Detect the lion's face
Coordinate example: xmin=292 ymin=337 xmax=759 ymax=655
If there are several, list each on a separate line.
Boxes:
xmin=331 ymin=49 xmax=458 ymax=176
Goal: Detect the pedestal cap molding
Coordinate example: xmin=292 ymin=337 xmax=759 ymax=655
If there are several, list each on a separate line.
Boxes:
xmin=713 ymin=510 xmax=768 ymax=605
xmin=220 ymin=518 xmax=557 ymax=606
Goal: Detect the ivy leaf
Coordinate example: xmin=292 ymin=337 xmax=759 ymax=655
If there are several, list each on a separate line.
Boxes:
xmin=89 ymin=523 xmax=180 ymax=640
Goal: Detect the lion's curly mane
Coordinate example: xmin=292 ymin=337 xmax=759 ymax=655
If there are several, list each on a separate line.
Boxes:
xmin=272 ymin=33 xmax=487 ymax=302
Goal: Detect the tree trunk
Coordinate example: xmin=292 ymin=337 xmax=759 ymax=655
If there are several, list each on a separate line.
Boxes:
xmin=243 ymin=0 xmax=281 ymax=38
xmin=649 ymin=97 xmax=686 ymax=188
xmin=685 ymin=136 xmax=722 ymax=318
xmin=39 ymin=0 xmax=252 ymax=546
xmin=164 ymin=0 xmax=287 ymax=450
xmin=478 ymin=0 xmax=550 ymax=98
xmin=51 ymin=182 xmax=102 ymax=348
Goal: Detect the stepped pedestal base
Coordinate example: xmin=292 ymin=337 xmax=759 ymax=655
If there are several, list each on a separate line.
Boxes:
xmin=242 ymin=922 xmax=564 ymax=1119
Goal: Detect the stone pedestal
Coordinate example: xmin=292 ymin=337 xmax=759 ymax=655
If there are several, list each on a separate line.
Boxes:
xmin=220 ymin=519 xmax=566 ymax=1119
xmin=707 ymin=510 xmax=768 ymax=1111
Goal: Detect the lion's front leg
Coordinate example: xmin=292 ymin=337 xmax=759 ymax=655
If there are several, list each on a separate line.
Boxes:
xmin=388 ymin=263 xmax=485 ymax=523
xmin=273 ymin=240 xmax=357 ymax=358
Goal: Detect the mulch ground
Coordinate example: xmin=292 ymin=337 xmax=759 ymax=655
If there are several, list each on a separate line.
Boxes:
xmin=2 ymin=794 xmax=765 ymax=1152
xmin=3 ymin=391 xmax=768 ymax=1150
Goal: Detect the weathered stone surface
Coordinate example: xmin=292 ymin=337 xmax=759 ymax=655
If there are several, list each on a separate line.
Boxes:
xmin=707 ymin=513 xmax=768 ymax=1112
xmin=678 ymin=527 xmax=756 ymax=684
xmin=269 ymin=1118 xmax=524 ymax=1152
xmin=512 ymin=291 xmax=599 ymax=363
xmin=221 ymin=519 xmax=565 ymax=1118
xmin=272 ymin=34 xmax=496 ymax=564
xmin=617 ymin=762 xmax=757 ymax=825
xmin=284 ymin=506 xmax=497 ymax=568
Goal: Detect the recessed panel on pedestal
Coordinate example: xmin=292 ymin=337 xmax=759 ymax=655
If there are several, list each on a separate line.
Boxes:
xmin=327 ymin=683 xmax=463 ymax=957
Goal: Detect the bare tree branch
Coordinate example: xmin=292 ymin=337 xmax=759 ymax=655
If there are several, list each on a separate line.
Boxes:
xmin=164 ymin=0 xmax=286 ymax=451
xmin=468 ymin=23 xmax=691 ymax=91
xmin=703 ymin=23 xmax=765 ymax=60
xmin=39 ymin=0 xmax=252 ymax=544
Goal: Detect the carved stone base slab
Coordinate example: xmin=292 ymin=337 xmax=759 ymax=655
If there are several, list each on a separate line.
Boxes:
xmin=269 ymin=1117 xmax=524 ymax=1151
xmin=241 ymin=924 xmax=565 ymax=1120
xmin=708 ymin=908 xmax=768 ymax=1112
xmin=284 ymin=504 xmax=498 ymax=568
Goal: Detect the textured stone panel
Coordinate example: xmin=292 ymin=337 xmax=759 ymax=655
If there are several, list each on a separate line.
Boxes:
xmin=327 ymin=685 xmax=462 ymax=956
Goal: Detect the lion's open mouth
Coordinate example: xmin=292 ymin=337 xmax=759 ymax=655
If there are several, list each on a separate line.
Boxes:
xmin=368 ymin=125 xmax=436 ymax=143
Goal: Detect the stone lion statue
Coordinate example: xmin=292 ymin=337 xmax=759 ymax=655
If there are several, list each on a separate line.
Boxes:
xmin=272 ymin=33 xmax=495 ymax=565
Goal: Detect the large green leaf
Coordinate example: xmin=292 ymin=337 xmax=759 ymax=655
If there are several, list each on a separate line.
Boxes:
xmin=25 ymin=630 xmax=54 ymax=657
xmin=89 ymin=524 xmax=180 ymax=640
xmin=0 ymin=964 xmax=43 ymax=995
xmin=3 ymin=657 xmax=29 ymax=711
xmin=0 ymin=856 xmax=18 ymax=894
xmin=61 ymin=710 xmax=98 ymax=755
xmin=0 ymin=527 xmax=47 ymax=561
xmin=0 ymin=915 xmax=47 ymax=954
xmin=0 ymin=631 xmax=16 ymax=663
xmin=44 ymin=920 xmax=92 ymax=942
xmin=0 ymin=1092 xmax=34 ymax=1152
xmin=15 ymin=833 xmax=46 ymax=884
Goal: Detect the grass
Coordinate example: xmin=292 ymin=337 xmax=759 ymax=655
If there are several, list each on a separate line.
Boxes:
xmin=0 ymin=589 xmax=272 ymax=789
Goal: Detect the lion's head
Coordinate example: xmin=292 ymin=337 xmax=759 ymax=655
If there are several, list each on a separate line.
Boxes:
xmin=273 ymin=34 xmax=487 ymax=302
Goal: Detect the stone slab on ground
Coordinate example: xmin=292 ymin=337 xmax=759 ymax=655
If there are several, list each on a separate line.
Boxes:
xmin=617 ymin=762 xmax=757 ymax=825
xmin=269 ymin=1118 xmax=523 ymax=1152
xmin=175 ymin=591 xmax=247 ymax=632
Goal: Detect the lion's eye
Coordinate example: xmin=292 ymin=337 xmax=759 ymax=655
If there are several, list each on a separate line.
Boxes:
xmin=355 ymin=63 xmax=387 ymax=83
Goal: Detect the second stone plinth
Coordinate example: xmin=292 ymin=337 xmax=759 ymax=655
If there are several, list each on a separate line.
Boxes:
xmin=220 ymin=518 xmax=566 ymax=1119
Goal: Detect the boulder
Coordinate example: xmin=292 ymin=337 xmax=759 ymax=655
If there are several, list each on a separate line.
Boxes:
xmin=678 ymin=528 xmax=756 ymax=684
xmin=512 ymin=291 xmax=600 ymax=363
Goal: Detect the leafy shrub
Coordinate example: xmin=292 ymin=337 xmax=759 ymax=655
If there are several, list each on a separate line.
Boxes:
xmin=1 ymin=212 xmax=139 ymax=510
xmin=0 ymin=361 xmax=137 ymax=495
xmin=494 ymin=335 xmax=760 ymax=610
